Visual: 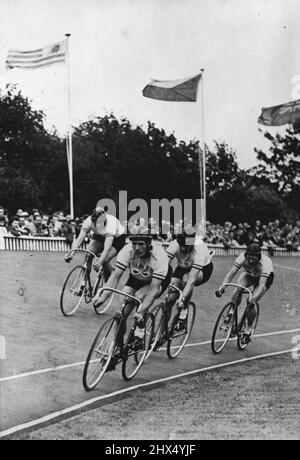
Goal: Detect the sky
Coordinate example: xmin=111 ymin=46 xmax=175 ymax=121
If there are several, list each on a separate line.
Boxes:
xmin=0 ymin=0 xmax=299 ymax=169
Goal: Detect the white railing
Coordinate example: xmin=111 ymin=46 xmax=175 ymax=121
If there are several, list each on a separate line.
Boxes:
xmin=0 ymin=234 xmax=299 ymax=256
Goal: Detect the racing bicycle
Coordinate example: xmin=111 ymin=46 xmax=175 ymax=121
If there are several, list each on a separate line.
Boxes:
xmin=146 ymin=284 xmax=196 ymax=360
xmin=82 ymin=287 xmax=155 ymax=391
xmin=60 ymin=248 xmax=114 ymax=316
xmin=211 ymin=282 xmax=260 ymax=354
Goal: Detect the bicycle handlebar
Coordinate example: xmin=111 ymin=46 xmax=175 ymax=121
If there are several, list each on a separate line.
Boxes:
xmin=218 ymin=283 xmax=252 ymax=302
xmin=167 ymin=283 xmax=185 ymax=303
xmin=97 ymin=287 xmax=142 ymax=306
xmin=66 ymin=248 xmax=98 ymax=259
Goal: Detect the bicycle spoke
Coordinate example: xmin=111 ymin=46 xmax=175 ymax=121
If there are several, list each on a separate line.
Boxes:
xmin=83 ymin=317 xmax=118 ymax=391
xmin=60 ymin=265 xmax=86 ymax=316
xmin=167 ymin=302 xmax=196 ymax=359
xmin=211 ymin=302 xmax=236 ymax=354
xmin=122 ymin=314 xmax=154 ymax=381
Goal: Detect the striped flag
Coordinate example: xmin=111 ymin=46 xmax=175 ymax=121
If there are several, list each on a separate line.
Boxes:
xmin=142 ymin=73 xmax=202 ymax=102
xmin=6 ymin=40 xmax=66 ymax=70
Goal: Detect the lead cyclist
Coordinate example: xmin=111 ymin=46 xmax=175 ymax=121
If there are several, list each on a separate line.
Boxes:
xmin=64 ymin=203 xmax=126 ymax=283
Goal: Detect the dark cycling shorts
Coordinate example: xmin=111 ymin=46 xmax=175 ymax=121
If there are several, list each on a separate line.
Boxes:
xmin=92 ymin=233 xmax=126 ymax=254
xmin=125 ymin=266 xmax=173 ymax=293
xmin=173 ymin=261 xmax=213 ymax=284
xmin=252 ymin=272 xmax=274 ymax=290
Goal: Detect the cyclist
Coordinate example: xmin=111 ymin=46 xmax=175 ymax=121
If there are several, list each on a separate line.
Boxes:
xmin=216 ymin=243 xmax=274 ymax=341
xmin=166 ymin=226 xmax=214 ymax=328
xmin=64 ymin=204 xmax=126 ymax=283
xmin=93 ymin=223 xmax=172 ymax=347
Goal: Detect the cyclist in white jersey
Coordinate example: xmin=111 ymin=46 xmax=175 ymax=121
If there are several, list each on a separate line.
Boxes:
xmin=93 ymin=224 xmax=172 ymax=347
xmin=216 ymin=243 xmax=274 ymax=338
xmin=166 ymin=227 xmax=214 ymax=327
xmin=65 ymin=204 xmax=126 ymax=281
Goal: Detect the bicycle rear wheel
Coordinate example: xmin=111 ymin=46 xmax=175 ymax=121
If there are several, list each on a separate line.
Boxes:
xmin=82 ymin=317 xmax=119 ymax=391
xmin=93 ymin=272 xmax=115 ymax=315
xmin=122 ymin=313 xmax=154 ymax=381
xmin=237 ymin=303 xmax=260 ymax=350
xmin=167 ymin=301 xmax=196 ymax=359
xmin=60 ymin=265 xmax=86 ymax=316
xmin=211 ymin=302 xmax=236 ymax=354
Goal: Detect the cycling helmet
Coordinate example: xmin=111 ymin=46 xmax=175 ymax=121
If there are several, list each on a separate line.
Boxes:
xmin=91 ymin=207 xmax=105 ymax=224
xmin=176 ymin=226 xmax=197 ymax=247
xmin=245 ymin=243 xmax=262 ymax=261
xmin=129 ymin=224 xmax=152 ymax=243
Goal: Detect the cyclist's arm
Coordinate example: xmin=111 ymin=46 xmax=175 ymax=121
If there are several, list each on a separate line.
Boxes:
xmin=95 ymin=235 xmax=114 ymax=266
xmin=221 ymin=265 xmax=239 ymax=286
xmin=96 ymin=266 xmax=123 ymax=303
xmin=141 ymin=278 xmax=162 ymax=314
xmin=182 ymin=267 xmax=199 ymax=301
xmin=71 ymin=228 xmax=88 ymax=250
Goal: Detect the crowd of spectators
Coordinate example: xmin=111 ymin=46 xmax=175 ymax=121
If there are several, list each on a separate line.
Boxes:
xmin=0 ymin=205 xmax=300 ymax=253
xmin=0 ymin=206 xmax=79 ymax=247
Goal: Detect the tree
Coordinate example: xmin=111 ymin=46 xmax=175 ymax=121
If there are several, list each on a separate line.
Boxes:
xmin=253 ymin=125 xmax=300 ymax=215
xmin=0 ymin=84 xmax=66 ymax=213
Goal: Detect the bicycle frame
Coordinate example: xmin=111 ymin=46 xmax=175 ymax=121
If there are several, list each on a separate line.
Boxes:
xmin=67 ymin=248 xmax=102 ymax=296
xmin=97 ymin=287 xmax=143 ymax=359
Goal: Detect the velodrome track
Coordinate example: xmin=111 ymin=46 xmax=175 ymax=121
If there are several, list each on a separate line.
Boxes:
xmin=0 ymin=251 xmax=299 ymax=438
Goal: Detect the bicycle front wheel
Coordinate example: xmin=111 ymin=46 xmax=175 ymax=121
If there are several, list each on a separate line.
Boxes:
xmin=122 ymin=313 xmax=154 ymax=381
xmin=211 ymin=302 xmax=236 ymax=354
xmin=237 ymin=303 xmax=260 ymax=350
xmin=93 ymin=272 xmax=115 ymax=315
xmin=145 ymin=303 xmax=165 ymax=361
xmin=60 ymin=265 xmax=86 ymax=316
xmin=167 ymin=302 xmax=196 ymax=359
xmin=82 ymin=317 xmax=119 ymax=391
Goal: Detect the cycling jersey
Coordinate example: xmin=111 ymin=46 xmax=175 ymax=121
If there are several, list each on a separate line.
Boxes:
xmin=81 ymin=214 xmax=125 ymax=238
xmin=234 ymin=253 xmax=273 ymax=278
xmin=116 ymin=241 xmax=169 ymax=283
xmin=166 ymin=240 xmax=211 ymax=271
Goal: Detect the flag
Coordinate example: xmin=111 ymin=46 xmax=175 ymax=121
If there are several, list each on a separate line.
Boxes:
xmin=142 ymin=73 xmax=202 ymax=102
xmin=258 ymin=99 xmax=300 ymax=126
xmin=6 ymin=40 xmax=66 ymax=70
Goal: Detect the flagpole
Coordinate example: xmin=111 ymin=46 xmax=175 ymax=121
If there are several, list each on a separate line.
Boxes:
xmin=199 ymin=68 xmax=206 ymax=238
xmin=65 ymin=33 xmax=74 ymax=219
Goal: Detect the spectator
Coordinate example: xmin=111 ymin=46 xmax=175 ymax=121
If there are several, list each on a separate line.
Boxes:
xmin=8 ymin=217 xmax=24 ymax=237
xmin=60 ymin=215 xmax=75 ymax=247
xmin=26 ymin=214 xmax=50 ymax=237
xmin=49 ymin=214 xmax=62 ymax=237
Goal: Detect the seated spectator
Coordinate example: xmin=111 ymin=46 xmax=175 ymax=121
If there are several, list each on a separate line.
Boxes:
xmin=285 ymin=230 xmax=300 ymax=252
xmin=26 ymin=215 xmax=50 ymax=237
xmin=8 ymin=217 xmax=29 ymax=237
xmin=49 ymin=214 xmax=62 ymax=237
xmin=60 ymin=215 xmax=75 ymax=246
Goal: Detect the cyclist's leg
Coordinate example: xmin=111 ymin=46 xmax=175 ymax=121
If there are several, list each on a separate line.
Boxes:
xmin=246 ymin=272 xmax=274 ymax=328
xmin=102 ymin=235 xmax=127 ymax=281
xmin=87 ymin=239 xmax=103 ymax=275
xmin=231 ymin=272 xmax=253 ymax=305
xmin=102 ymin=247 xmax=117 ymax=281
xmin=122 ymin=276 xmax=149 ymax=337
xmin=194 ymin=261 xmax=214 ymax=288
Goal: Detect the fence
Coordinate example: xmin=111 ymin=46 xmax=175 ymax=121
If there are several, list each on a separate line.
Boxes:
xmin=0 ymin=234 xmax=299 ymax=257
